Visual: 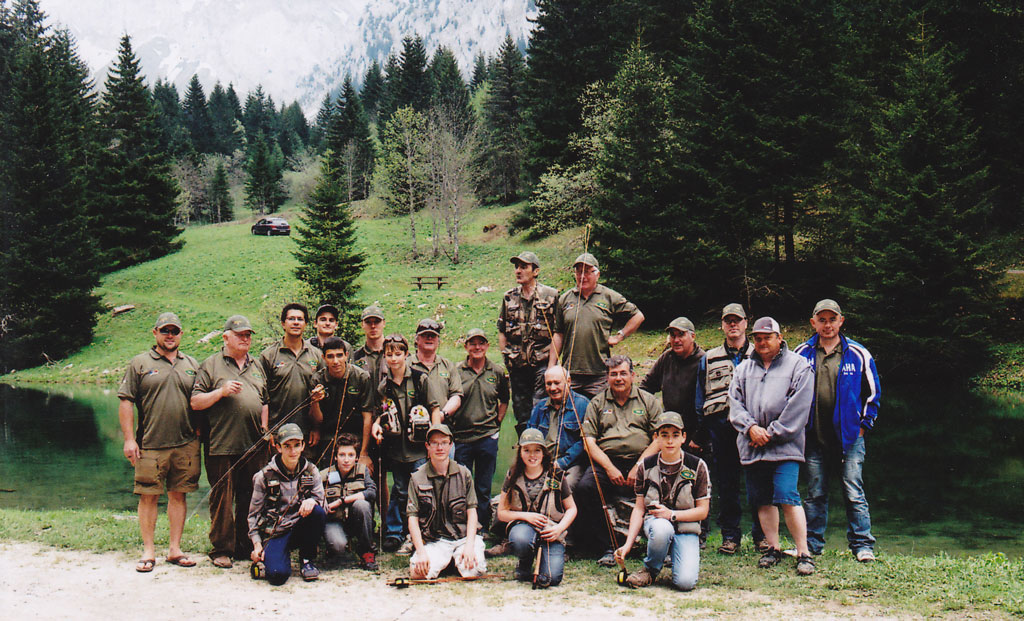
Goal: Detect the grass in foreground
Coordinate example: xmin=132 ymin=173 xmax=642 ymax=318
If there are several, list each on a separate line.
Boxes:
xmin=2 ymin=507 xmax=1021 ymax=618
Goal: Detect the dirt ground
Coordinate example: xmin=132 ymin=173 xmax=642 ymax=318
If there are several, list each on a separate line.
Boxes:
xmin=0 ymin=541 xmax=905 ymax=620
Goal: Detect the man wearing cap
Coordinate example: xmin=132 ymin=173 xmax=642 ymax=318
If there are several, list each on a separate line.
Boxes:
xmin=528 ymin=365 xmax=589 ymax=490
xmin=695 ymin=303 xmax=764 ymax=555
xmin=575 ymin=354 xmax=664 ymax=566
xmin=308 ymin=336 xmax=374 ymax=470
xmin=497 ymin=251 xmax=559 ymax=435
xmin=308 ymin=303 xmax=339 ymax=350
xmin=191 ymin=314 xmax=270 ymax=568
xmin=407 ymin=423 xmax=487 ymax=580
xmin=351 ymin=305 xmax=388 ymax=526
xmin=411 ymin=318 xmax=463 ymax=424
xmin=259 ymin=303 xmax=324 ymax=435
xmin=728 ymin=317 xmax=816 ymax=575
xmin=794 ymin=299 xmax=880 ymax=562
xmin=451 ymin=329 xmax=510 ymax=532
xmin=118 ymin=312 xmax=201 ymax=572
xmin=550 ymin=252 xmax=644 ymax=399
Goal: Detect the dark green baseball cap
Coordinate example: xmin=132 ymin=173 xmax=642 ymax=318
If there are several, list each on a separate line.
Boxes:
xmin=276 ymin=423 xmax=304 ymax=444
xmin=154 ymin=312 xmax=182 ymax=330
xmin=510 ymin=251 xmax=540 ymax=268
xmin=361 ymin=305 xmax=384 ymax=321
xmin=654 ymin=411 xmax=686 ymax=431
xmin=465 ymin=328 xmax=489 ymax=343
xmin=721 ymin=303 xmax=746 ymax=319
xmin=224 ymin=315 xmax=253 ymax=333
xmin=573 ymin=252 xmax=599 ymax=270
xmin=315 ymin=303 xmax=339 ymax=319
xmin=667 ymin=317 xmax=695 ymax=333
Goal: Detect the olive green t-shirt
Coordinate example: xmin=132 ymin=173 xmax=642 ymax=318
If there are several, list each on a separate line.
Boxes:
xmin=193 ymin=349 xmax=269 ymax=456
xmin=582 ymin=386 xmax=662 ymax=460
xmin=814 ymin=344 xmax=842 ymax=447
xmin=452 ymin=357 xmax=510 ymax=443
xmin=311 ymin=363 xmax=373 ymax=440
xmin=554 ymin=284 xmax=639 ymax=375
xmin=377 ymin=365 xmax=446 ymax=463
xmin=410 ymin=353 xmax=463 ymax=408
xmin=351 ymin=344 xmax=384 ymax=407
xmin=259 ymin=339 xmax=323 ymax=431
xmin=118 ymin=348 xmax=199 ymax=449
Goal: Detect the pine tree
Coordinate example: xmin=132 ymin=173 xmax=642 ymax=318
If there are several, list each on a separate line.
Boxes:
xmin=325 ymin=76 xmax=375 ymax=200
xmin=279 ymin=100 xmax=309 ymax=159
xmin=837 ymin=27 xmax=1002 ymax=379
xmin=151 ymin=79 xmax=188 ymax=156
xmin=470 ymin=52 xmax=488 ymax=92
xmin=243 ymin=132 xmax=286 ymax=214
xmin=480 ymin=34 xmax=526 ymax=204
xmin=207 ymin=160 xmax=232 ymax=223
xmin=208 ymin=81 xmax=242 ymax=154
xmin=95 ymin=34 xmax=182 ymax=271
xmin=182 ymin=74 xmax=213 ymax=154
xmin=361 ymin=59 xmax=384 ymax=121
xmin=310 ymin=91 xmax=333 ymax=152
xmin=397 ymin=35 xmax=430 ymax=113
xmin=378 ymin=53 xmax=401 ymax=124
xmin=292 ymin=159 xmax=366 ymax=338
xmin=428 ymin=45 xmax=471 ymax=130
xmin=379 ymin=106 xmax=428 ymax=257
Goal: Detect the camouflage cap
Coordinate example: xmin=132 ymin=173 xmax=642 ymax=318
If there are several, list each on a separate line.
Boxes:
xmin=276 ymin=423 xmax=304 ymax=444
xmin=667 ymin=317 xmax=695 ymax=333
xmin=464 ymin=328 xmax=489 ymax=343
xmin=517 ymin=428 xmax=547 ymax=447
xmin=315 ymin=303 xmax=339 ymax=319
xmin=510 ymin=251 xmax=540 ymax=268
xmin=154 ymin=312 xmax=182 ymax=330
xmin=573 ymin=252 xmax=599 ymax=270
xmin=721 ymin=303 xmax=746 ymax=319
xmin=751 ymin=317 xmax=781 ymax=334
xmin=654 ymin=411 xmax=686 ymax=431
xmin=426 ymin=423 xmax=453 ymax=440
xmin=812 ymin=299 xmax=842 ymax=316
xmin=223 ymin=314 xmax=253 ymax=333
xmin=415 ymin=318 xmax=442 ymax=336
xmin=361 ymin=305 xmax=384 ymax=321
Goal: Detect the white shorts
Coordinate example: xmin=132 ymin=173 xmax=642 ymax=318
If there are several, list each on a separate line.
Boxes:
xmin=410 ymin=536 xmax=487 ymax=580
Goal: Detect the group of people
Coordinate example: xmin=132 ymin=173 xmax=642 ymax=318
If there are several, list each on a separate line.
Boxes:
xmin=118 ymin=250 xmax=880 ymax=590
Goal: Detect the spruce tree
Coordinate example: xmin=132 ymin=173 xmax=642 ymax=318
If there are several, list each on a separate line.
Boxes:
xmin=379 ymin=106 xmax=428 ymax=257
xmin=244 ymin=132 xmax=286 ymax=214
xmin=428 ymin=45 xmax=471 ymax=130
xmin=480 ymin=34 xmax=526 ymax=204
xmin=378 ymin=53 xmax=401 ymax=124
xmin=96 ymin=34 xmax=182 ymax=270
xmin=310 ymin=91 xmax=333 ymax=152
xmin=182 ymin=74 xmax=213 ymax=154
xmin=292 ymin=159 xmax=366 ymax=338
xmin=325 ymin=76 xmax=375 ymax=200
xmin=151 ymin=79 xmax=188 ymax=156
xmin=470 ymin=52 xmax=488 ymax=92
xmin=361 ymin=59 xmax=384 ymax=121
xmin=397 ymin=35 xmax=430 ymax=113
xmin=279 ymin=100 xmax=308 ymax=158
xmin=207 ymin=160 xmax=232 ymax=223
xmin=208 ymin=81 xmax=241 ymax=154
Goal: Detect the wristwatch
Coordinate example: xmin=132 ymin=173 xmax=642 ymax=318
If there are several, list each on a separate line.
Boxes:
xmin=669 ymin=511 xmax=676 ymax=522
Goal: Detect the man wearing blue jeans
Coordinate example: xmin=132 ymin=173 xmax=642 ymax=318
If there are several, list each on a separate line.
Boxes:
xmin=728 ymin=317 xmax=816 ymax=576
xmin=794 ymin=299 xmax=880 ymax=562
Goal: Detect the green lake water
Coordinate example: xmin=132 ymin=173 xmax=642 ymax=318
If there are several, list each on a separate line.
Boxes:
xmin=1 ymin=382 xmax=1021 ymax=558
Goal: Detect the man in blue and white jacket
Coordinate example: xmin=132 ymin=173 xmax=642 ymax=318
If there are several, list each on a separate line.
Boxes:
xmin=794 ymin=299 xmax=880 ymax=563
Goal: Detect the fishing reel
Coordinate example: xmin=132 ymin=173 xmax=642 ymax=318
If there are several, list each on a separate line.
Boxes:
xmin=532 ymin=574 xmax=551 ymax=590
xmin=391 ymin=577 xmax=411 ymax=589
xmin=616 ymin=566 xmax=629 ymax=587
xmin=380 ymin=398 xmax=402 ymax=437
xmin=408 ymin=405 xmax=431 ymax=443
xmin=250 ymin=561 xmax=266 ymax=580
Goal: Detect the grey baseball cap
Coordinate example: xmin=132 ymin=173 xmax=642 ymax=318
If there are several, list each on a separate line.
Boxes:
xmin=517 ymin=428 xmax=547 ymax=447
xmin=667 ymin=317 xmax=695 ymax=333
xmin=510 ymin=251 xmax=540 ymax=268
xmin=751 ymin=317 xmax=781 ymax=334
xmin=654 ymin=411 xmax=685 ymax=431
xmin=813 ymin=299 xmax=842 ymax=316
xmin=224 ymin=315 xmax=253 ymax=333
xmin=361 ymin=305 xmax=384 ymax=321
xmin=721 ymin=303 xmax=746 ymax=319
xmin=276 ymin=423 xmax=304 ymax=444
xmin=573 ymin=253 xmax=599 ymax=270
xmin=154 ymin=312 xmax=182 ymax=330
xmin=465 ymin=328 xmax=489 ymax=343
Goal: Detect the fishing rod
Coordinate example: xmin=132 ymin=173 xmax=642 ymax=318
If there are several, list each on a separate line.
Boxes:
xmin=388 ymin=574 xmax=505 ymax=588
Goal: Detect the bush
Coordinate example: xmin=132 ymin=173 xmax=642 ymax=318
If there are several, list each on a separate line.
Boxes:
xmin=526 ymin=164 xmax=596 ymax=237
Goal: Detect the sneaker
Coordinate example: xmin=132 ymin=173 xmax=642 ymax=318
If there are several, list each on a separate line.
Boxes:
xmin=514 ymin=568 xmax=531 ymax=582
xmin=300 ymin=560 xmax=320 ymax=581
xmin=361 ymin=552 xmax=378 ymax=571
xmin=718 ymin=540 xmax=740 ymax=555
xmin=796 ymin=554 xmax=816 ymax=576
xmin=625 ymin=566 xmax=658 ymax=588
xmin=382 ymin=537 xmax=402 ymax=553
xmin=782 ymin=548 xmax=798 ymax=558
xmin=754 ymin=538 xmax=771 ymax=553
xmin=855 ymin=549 xmax=876 ymax=563
xmin=485 ymin=541 xmax=511 ymax=558
xmin=396 ymin=538 xmax=414 ymax=556
xmin=597 ymin=550 xmax=617 ymax=567
xmin=758 ymin=547 xmax=783 ymax=569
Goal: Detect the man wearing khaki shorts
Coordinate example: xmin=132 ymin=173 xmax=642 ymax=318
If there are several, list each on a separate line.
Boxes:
xmin=118 ymin=312 xmax=202 ymax=572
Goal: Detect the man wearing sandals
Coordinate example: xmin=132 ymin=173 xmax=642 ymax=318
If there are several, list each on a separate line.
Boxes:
xmin=118 ymin=312 xmax=201 ymax=572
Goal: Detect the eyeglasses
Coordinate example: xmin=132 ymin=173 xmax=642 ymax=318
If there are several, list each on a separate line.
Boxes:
xmin=722 ymin=317 xmax=744 ymax=325
xmin=427 ymin=440 xmax=451 ymax=448
xmin=158 ymin=327 xmax=181 ymax=335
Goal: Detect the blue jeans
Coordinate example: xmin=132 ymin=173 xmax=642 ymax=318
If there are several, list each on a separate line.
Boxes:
xmin=643 ymin=517 xmax=700 ymax=591
xmin=804 ymin=435 xmax=874 ymax=554
xmin=384 ymin=458 xmax=427 ymax=540
xmin=263 ymin=505 xmax=326 ymax=586
xmin=508 ymin=522 xmax=565 ymax=586
xmin=454 ymin=435 xmax=499 ymax=531
xmin=323 ymin=499 xmax=376 ymax=555
xmin=706 ymin=413 xmax=764 ymax=544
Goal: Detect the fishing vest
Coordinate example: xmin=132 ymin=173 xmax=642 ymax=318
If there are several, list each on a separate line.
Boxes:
xmin=505 ymin=471 xmax=567 ymax=543
xmin=410 ymin=464 xmax=472 ymax=542
xmin=701 ymin=342 xmax=754 ymax=417
xmin=501 ymin=283 xmax=559 ymax=368
xmin=322 ymin=463 xmax=368 ymax=520
xmin=641 ymin=453 xmax=702 ymax=535
xmin=256 ymin=461 xmax=319 ymax=539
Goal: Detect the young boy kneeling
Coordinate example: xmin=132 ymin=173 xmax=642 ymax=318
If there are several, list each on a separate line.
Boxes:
xmin=248 ymin=423 xmax=327 ymax=585
xmin=321 ymin=433 xmax=378 ymax=570
xmin=615 ymin=411 xmax=711 ymax=590
xmin=407 ymin=423 xmax=487 ymax=580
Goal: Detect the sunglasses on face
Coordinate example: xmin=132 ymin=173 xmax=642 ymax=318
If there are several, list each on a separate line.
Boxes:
xmin=158 ymin=327 xmax=181 ymax=335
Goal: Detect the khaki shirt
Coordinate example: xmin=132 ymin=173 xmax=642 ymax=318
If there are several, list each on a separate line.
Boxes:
xmin=497 ymin=282 xmax=559 ymax=367
xmin=312 ymin=364 xmax=373 ymax=440
xmin=378 ymin=365 xmax=445 ymax=463
xmin=193 ymin=348 xmax=268 ymax=456
xmin=259 ymin=339 xmax=323 ymax=431
xmin=582 ymin=385 xmax=663 ymax=460
xmin=351 ymin=344 xmax=384 ymax=406
xmin=452 ymin=357 xmax=510 ymax=443
xmin=814 ymin=344 xmax=841 ymax=446
xmin=410 ymin=353 xmax=462 ymax=409
xmin=118 ymin=348 xmax=199 ymax=449
xmin=407 ymin=459 xmax=477 ymax=542
xmin=554 ymin=284 xmax=639 ymax=375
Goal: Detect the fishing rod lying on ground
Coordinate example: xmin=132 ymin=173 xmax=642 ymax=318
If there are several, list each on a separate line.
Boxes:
xmin=387 ymin=574 xmax=505 ymax=588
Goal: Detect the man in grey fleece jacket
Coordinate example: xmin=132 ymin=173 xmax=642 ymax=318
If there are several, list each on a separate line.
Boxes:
xmin=727 ymin=317 xmax=816 ymax=575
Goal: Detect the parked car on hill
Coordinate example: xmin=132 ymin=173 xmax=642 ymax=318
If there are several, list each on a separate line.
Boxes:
xmin=251 ymin=217 xmax=290 ymax=236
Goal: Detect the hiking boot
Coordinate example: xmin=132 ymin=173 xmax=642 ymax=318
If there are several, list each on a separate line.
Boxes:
xmin=625 ymin=566 xmax=658 ymax=588
xmin=361 ymin=552 xmax=378 ymax=571
xmin=300 ymin=560 xmax=320 ymax=581
xmin=718 ymin=540 xmax=740 ymax=555
xmin=597 ymin=550 xmax=617 ymax=567
xmin=796 ymin=554 xmax=816 ymax=576
xmin=382 ymin=537 xmax=402 ymax=553
xmin=485 ymin=541 xmax=511 ymax=558
xmin=855 ymin=549 xmax=876 ymax=563
xmin=754 ymin=538 xmax=771 ymax=553
xmin=396 ymin=538 xmax=414 ymax=556
xmin=758 ymin=547 xmax=783 ymax=569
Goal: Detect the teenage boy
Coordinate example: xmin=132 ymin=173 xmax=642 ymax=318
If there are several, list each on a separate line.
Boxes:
xmin=309 ymin=336 xmax=374 ymax=469
xmin=308 ymin=303 xmax=340 ymax=350
xmin=321 ymin=433 xmax=378 ymax=570
xmin=407 ymin=423 xmax=487 ymax=580
xmin=248 ymin=423 xmax=326 ymax=585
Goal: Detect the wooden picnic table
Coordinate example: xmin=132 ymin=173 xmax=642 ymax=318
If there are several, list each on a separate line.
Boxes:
xmin=410 ymin=275 xmax=449 ymax=290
